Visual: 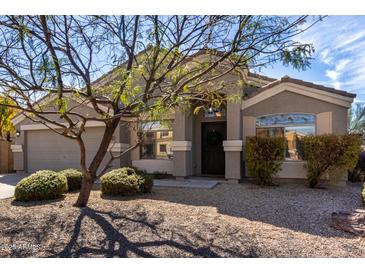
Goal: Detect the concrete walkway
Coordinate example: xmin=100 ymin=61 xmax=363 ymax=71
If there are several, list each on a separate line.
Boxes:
xmin=0 ymin=173 xmax=28 ymax=199
xmin=153 ymin=177 xmax=222 ymax=189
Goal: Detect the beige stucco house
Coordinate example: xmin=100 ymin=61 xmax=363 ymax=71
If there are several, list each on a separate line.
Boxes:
xmin=10 ymin=67 xmax=355 ymax=183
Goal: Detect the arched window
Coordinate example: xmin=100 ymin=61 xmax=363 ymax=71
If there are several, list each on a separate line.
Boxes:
xmin=256 ymin=113 xmax=315 ymax=161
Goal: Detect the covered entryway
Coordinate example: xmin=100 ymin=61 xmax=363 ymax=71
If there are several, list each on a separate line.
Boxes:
xmin=201 ymin=122 xmax=226 ymax=175
xmin=26 ymin=127 xmax=107 ymax=173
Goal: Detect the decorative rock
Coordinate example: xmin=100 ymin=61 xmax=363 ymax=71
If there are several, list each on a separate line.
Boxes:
xmin=330 ymin=210 xmax=365 ymax=237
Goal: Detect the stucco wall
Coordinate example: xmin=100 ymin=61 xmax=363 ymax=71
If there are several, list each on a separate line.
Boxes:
xmin=242 ymin=90 xmax=348 ymax=134
xmin=132 ymin=159 xmax=173 ymax=174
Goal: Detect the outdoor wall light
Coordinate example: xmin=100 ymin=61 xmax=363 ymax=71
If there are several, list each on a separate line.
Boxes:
xmin=15 ymin=130 xmax=21 ymax=137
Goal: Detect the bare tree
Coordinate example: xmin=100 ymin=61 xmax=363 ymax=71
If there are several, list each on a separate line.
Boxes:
xmin=0 ymin=15 xmax=322 ymax=207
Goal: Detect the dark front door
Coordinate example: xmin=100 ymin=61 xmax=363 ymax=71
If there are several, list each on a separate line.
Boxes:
xmin=201 ymin=122 xmax=226 ymax=175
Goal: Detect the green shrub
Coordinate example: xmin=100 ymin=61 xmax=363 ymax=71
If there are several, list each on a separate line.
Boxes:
xmin=100 ymin=167 xmax=153 ymax=196
xmin=59 ymin=169 xmax=83 ymax=191
xmin=245 ymin=136 xmax=286 ymax=186
xmin=301 ymin=134 xmax=362 ymax=188
xmin=15 ymin=170 xmax=68 ymax=201
xmin=139 ymin=173 xmax=153 ymax=193
xmin=348 ymin=151 xmax=365 ymax=183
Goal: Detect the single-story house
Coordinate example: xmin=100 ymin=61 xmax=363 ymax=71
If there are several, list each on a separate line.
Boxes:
xmin=10 ymin=62 xmax=356 ymax=183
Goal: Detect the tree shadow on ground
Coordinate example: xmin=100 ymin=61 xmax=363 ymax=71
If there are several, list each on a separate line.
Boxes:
xmin=50 ymin=207 xmax=256 ymax=258
xmin=0 ymin=210 xmax=61 ymax=257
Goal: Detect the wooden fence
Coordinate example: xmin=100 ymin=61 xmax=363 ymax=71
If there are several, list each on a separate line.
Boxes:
xmin=0 ymin=139 xmax=13 ymax=173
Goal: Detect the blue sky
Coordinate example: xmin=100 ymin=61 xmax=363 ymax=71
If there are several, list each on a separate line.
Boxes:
xmin=260 ymin=16 xmax=365 ymax=103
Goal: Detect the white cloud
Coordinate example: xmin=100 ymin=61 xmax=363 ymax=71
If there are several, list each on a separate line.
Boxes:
xmin=333 ymin=81 xmax=342 ymax=90
xmin=325 ymin=58 xmax=351 ymax=88
xmin=336 ymin=30 xmax=365 ymax=49
xmin=335 ymin=58 xmax=351 ymax=71
xmin=320 ymin=48 xmax=332 ymax=64
xmin=325 ymin=70 xmax=339 ymax=81
xmin=353 ymin=98 xmax=365 ymax=104
xmin=264 ymin=16 xmax=365 ymax=99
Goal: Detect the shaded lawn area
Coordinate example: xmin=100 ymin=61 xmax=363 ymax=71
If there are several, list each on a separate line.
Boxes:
xmin=0 ymin=182 xmax=364 ymax=258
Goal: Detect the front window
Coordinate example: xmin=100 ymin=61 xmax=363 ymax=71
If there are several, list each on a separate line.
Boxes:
xmin=140 ymin=121 xmax=173 ymax=160
xmin=256 ymin=113 xmax=315 ymax=160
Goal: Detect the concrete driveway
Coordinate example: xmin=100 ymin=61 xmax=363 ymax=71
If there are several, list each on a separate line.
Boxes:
xmin=0 ymin=173 xmax=28 ymax=199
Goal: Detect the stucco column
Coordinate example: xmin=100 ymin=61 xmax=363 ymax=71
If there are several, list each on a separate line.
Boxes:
xmin=242 ymin=116 xmax=256 ymax=177
xmin=105 ymin=122 xmax=132 ymax=169
xmin=172 ymin=108 xmax=193 ymax=178
xmin=12 ymin=125 xmax=26 ymax=173
xmin=224 ymin=89 xmax=243 ymax=183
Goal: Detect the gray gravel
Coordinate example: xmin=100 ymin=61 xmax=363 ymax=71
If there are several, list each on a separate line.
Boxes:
xmin=0 ymin=181 xmax=364 ymax=257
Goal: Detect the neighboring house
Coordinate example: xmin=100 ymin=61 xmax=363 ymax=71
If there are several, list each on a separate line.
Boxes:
xmin=10 ymin=64 xmax=355 ymax=183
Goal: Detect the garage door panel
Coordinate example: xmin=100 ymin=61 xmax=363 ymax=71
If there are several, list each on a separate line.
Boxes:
xmin=27 ymin=127 xmax=110 ymax=173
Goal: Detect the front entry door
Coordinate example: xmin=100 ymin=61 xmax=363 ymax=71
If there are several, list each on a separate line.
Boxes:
xmin=201 ymin=122 xmax=226 ymax=175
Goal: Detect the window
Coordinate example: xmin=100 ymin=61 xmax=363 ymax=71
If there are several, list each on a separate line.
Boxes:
xmin=256 ymin=113 xmax=315 ymax=161
xmin=140 ymin=121 xmax=173 ymax=160
xmin=159 ymin=144 xmax=167 ymax=153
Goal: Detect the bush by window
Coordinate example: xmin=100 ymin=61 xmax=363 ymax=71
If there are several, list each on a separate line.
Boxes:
xmin=245 ymin=136 xmax=286 ymax=186
xmin=301 ymin=134 xmax=362 ymax=188
xmin=140 ymin=121 xmax=173 ymax=160
xmin=256 ymin=113 xmax=315 ymax=161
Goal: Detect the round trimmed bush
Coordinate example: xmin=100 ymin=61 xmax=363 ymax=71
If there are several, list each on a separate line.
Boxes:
xmin=15 ymin=170 xmax=68 ymax=201
xmin=138 ymin=173 xmax=153 ymax=194
xmin=100 ymin=167 xmax=153 ymax=196
xmin=59 ymin=169 xmax=83 ymax=191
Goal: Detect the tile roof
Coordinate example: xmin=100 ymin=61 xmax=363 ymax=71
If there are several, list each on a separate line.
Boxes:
xmin=247 ymin=75 xmax=356 ymax=99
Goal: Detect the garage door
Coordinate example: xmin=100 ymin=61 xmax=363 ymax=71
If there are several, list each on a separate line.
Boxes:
xmin=26 ymin=127 xmax=109 ymax=173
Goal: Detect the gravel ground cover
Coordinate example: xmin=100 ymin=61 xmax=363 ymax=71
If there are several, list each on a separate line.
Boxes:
xmin=0 ymin=181 xmax=364 ymax=258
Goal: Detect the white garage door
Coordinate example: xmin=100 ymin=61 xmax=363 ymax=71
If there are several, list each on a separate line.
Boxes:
xmin=26 ymin=127 xmax=109 ymax=173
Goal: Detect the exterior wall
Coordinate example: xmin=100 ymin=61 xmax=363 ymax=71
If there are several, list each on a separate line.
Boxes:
xmin=132 ymin=159 xmax=173 ymax=174
xmin=242 ymin=90 xmax=350 ymax=179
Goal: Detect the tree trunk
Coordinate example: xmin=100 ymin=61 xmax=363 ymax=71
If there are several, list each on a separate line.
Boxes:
xmin=74 ymin=119 xmax=120 ymax=207
xmin=74 ymin=176 xmax=94 ymax=207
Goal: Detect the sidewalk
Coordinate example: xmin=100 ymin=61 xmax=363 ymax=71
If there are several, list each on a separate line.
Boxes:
xmin=0 ymin=173 xmax=28 ymax=199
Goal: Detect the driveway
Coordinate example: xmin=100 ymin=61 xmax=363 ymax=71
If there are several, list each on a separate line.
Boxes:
xmin=0 ymin=173 xmax=28 ymax=199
